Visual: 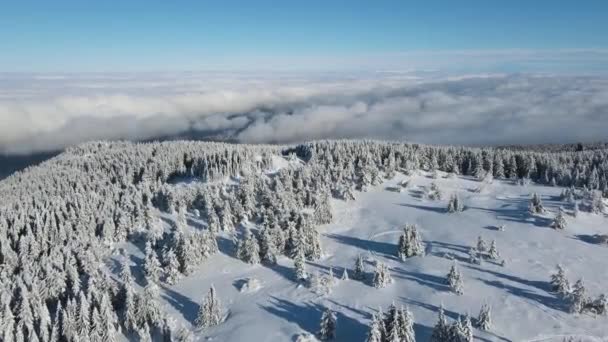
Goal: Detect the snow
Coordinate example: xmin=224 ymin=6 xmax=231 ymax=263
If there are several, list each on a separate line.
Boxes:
xmin=114 ymin=171 xmax=608 ymax=341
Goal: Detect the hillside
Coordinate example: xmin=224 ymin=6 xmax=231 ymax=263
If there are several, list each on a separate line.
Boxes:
xmin=0 ymin=140 xmax=607 ymax=342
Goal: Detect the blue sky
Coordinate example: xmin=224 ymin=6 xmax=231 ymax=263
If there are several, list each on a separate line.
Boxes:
xmin=1 ymin=0 xmax=608 ymax=72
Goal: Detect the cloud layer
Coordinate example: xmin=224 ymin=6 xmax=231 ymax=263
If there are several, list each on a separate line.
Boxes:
xmin=1 ymin=72 xmax=608 ymax=154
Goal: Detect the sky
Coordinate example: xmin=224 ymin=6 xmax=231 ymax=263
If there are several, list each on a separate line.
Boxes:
xmin=1 ymin=0 xmax=608 ymax=72
xmin=0 ymin=1 xmax=608 ymax=160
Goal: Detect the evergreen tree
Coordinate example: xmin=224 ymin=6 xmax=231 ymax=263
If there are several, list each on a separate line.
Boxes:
xmin=476 ymin=304 xmax=492 ymax=331
xmin=195 ymin=286 xmax=223 ymax=329
xmin=294 ymin=250 xmax=308 ymax=281
xmin=487 ymin=240 xmax=499 ymax=260
xmin=447 ymin=193 xmax=464 ymax=213
xmin=353 ymin=254 xmax=365 ymax=280
xmin=144 ymin=241 xmax=163 ymax=283
xmin=259 ymin=227 xmax=278 ymax=265
xmin=164 ymin=248 xmax=182 ymax=285
xmin=446 ymin=263 xmax=464 ymax=295
xmin=236 ymin=228 xmax=261 ymax=264
xmin=529 ymin=193 xmax=546 ymax=214
xmin=550 ymin=264 xmax=571 ymax=296
xmin=318 ymin=308 xmax=337 ymax=340
xmin=341 ymin=268 xmax=349 ymax=281
xmin=366 ymin=312 xmax=383 ymax=342
xmin=398 ymin=224 xmax=424 ymax=260
xmin=570 ymin=279 xmax=588 ymax=314
xmin=373 ymin=261 xmax=393 ymax=289
xmin=551 ymin=208 xmax=567 ymax=230
xmin=430 ymin=306 xmax=452 ymax=342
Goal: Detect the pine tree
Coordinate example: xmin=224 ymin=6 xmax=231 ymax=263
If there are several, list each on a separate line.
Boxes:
xmin=366 ymin=312 xmax=383 ymax=342
xmin=398 ymin=224 xmax=424 ymax=260
xmin=294 ymin=250 xmax=308 ymax=281
xmin=195 ymin=286 xmax=223 ymax=329
xmin=529 ymin=193 xmax=545 ymax=214
xmin=373 ymin=261 xmax=393 ymax=289
xmin=487 ymin=240 xmax=499 ymax=260
xmin=447 ymin=193 xmax=464 ymax=213
xmin=259 ymin=227 xmax=278 ymax=265
xmin=236 ymin=228 xmax=260 ymax=264
xmin=476 ymin=236 xmax=487 ymax=253
xmin=164 ymin=248 xmax=182 ymax=285
xmin=431 ymin=306 xmax=451 ymax=342
xmin=570 ymin=279 xmax=588 ymax=314
xmin=144 ymin=241 xmax=162 ymax=283
xmin=550 ymin=264 xmax=571 ymax=296
xmin=551 ymin=208 xmax=567 ymax=230
xmin=318 ymin=308 xmax=337 ymax=340
xmin=341 ymin=268 xmax=349 ymax=281
xmin=446 ymin=263 xmax=464 ymax=295
xmin=353 ymin=254 xmax=365 ymax=280
xmin=468 ymin=246 xmax=481 ymax=265
xmin=399 ymin=306 xmax=416 ymax=342
xmin=458 ymin=315 xmax=474 ymax=342
xmin=476 ymin=304 xmax=492 ymax=331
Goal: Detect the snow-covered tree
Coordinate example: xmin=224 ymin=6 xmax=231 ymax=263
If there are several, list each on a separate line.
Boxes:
xmin=144 ymin=241 xmax=163 ymax=283
xmin=476 ymin=304 xmax=492 ymax=331
xmin=373 ymin=261 xmax=393 ymax=289
xmin=529 ymin=193 xmax=546 ymax=214
xmin=353 ymin=254 xmax=365 ymax=280
xmin=294 ymin=250 xmax=308 ymax=281
xmin=476 ymin=236 xmax=487 ymax=253
xmin=341 ymin=268 xmax=349 ymax=281
xmin=236 ymin=228 xmax=261 ymax=264
xmin=446 ymin=263 xmax=464 ymax=295
xmin=195 ymin=285 xmax=223 ymax=329
xmin=551 ymin=208 xmax=567 ymax=230
xmin=318 ymin=308 xmax=337 ymax=340
xmin=430 ymin=305 xmax=450 ymax=342
xmin=570 ymin=279 xmax=588 ymax=314
xmin=163 ymin=248 xmax=182 ymax=285
xmin=487 ymin=240 xmax=499 ymax=260
xmin=366 ymin=312 xmax=384 ymax=342
xmin=550 ymin=264 xmax=571 ymax=297
xmin=447 ymin=193 xmax=464 ymax=213
xmin=397 ymin=224 xmax=424 ymax=260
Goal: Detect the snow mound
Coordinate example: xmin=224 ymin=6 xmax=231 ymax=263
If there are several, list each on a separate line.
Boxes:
xmin=236 ymin=278 xmax=263 ymax=293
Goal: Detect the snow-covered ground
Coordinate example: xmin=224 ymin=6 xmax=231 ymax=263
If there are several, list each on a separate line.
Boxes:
xmin=114 ymin=171 xmax=608 ymax=342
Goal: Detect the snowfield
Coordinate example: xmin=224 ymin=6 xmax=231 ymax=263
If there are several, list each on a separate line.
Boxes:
xmin=117 ymin=169 xmax=608 ymax=342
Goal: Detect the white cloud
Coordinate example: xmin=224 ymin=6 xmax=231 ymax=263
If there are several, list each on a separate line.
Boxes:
xmin=0 ymin=71 xmax=607 ymax=154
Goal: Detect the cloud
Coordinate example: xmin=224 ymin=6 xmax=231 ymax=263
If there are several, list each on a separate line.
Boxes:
xmin=1 ymin=71 xmax=608 ymax=155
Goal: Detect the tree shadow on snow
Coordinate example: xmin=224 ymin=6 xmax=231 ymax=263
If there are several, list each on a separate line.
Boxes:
xmin=573 ymin=234 xmax=608 ymax=246
xmin=392 ymin=268 xmax=449 ymax=292
xmin=475 ymin=278 xmax=566 ymax=312
xmin=464 ymin=264 xmax=549 ymax=292
xmin=326 ymin=233 xmax=397 ymax=260
xmin=396 ymin=203 xmax=447 ymax=214
xmin=261 ymin=297 xmax=368 ymax=341
xmin=161 ymin=286 xmax=199 ymax=324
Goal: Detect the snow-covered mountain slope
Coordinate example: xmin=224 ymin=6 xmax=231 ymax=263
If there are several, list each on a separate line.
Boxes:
xmin=121 ymin=170 xmax=608 ymax=342
xmin=1 ymin=140 xmax=608 ymax=342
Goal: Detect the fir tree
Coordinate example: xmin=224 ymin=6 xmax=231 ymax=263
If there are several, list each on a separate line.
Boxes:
xmin=294 ymin=250 xmax=308 ymax=281
xmin=353 ymin=254 xmax=365 ymax=280
xmin=487 ymin=240 xmax=499 ymax=260
xmin=366 ymin=312 xmax=383 ymax=342
xmin=144 ymin=241 xmax=162 ymax=283
xmin=431 ymin=306 xmax=451 ymax=342
xmin=447 ymin=193 xmax=464 ymax=213
xmin=195 ymin=286 xmax=223 ymax=329
xmin=236 ymin=228 xmax=261 ymax=264
xmin=550 ymin=264 xmax=571 ymax=296
xmin=446 ymin=263 xmax=464 ymax=295
xmin=373 ymin=261 xmax=393 ymax=289
xmin=570 ymin=279 xmax=588 ymax=314
xmin=551 ymin=208 xmax=567 ymax=230
xmin=476 ymin=304 xmax=492 ymax=331
xmin=164 ymin=248 xmax=182 ymax=285
xmin=318 ymin=308 xmax=337 ymax=340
